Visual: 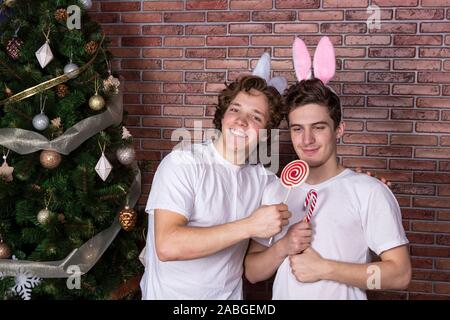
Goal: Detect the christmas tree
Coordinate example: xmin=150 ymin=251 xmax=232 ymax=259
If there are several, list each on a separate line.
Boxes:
xmin=0 ymin=0 xmax=143 ymax=299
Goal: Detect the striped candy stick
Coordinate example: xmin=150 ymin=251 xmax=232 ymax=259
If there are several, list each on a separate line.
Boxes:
xmin=304 ymin=189 xmax=318 ymax=223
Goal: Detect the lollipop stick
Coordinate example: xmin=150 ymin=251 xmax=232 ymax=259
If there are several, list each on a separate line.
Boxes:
xmin=268 ymin=188 xmax=291 ymax=246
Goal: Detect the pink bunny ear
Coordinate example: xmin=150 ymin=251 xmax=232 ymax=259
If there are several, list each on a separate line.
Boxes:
xmin=292 ymin=37 xmax=311 ymax=82
xmin=313 ymin=36 xmax=335 ymax=85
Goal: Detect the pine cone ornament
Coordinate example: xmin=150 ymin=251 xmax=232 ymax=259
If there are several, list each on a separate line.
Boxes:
xmin=85 ymin=41 xmax=98 ymax=55
xmin=118 ymin=206 xmax=137 ymax=231
xmin=56 ymin=84 xmax=68 ymax=98
xmin=6 ymin=37 xmax=23 ymax=60
xmin=55 ymin=8 xmax=67 ymax=23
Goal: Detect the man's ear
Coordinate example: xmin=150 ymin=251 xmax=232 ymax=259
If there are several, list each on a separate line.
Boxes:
xmin=336 ymin=121 xmax=345 ymax=139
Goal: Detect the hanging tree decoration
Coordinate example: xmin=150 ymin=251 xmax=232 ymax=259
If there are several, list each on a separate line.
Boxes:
xmin=95 ymin=140 xmax=112 ymax=181
xmin=37 ymin=192 xmax=55 ymax=225
xmin=32 ymin=95 xmax=49 ymax=131
xmin=0 ymin=148 xmax=13 ymax=182
xmin=89 ymin=76 xmax=105 ymax=111
xmin=103 ymin=57 xmax=120 ymax=94
xmin=6 ymin=25 xmax=22 ymax=61
xmin=63 ymin=48 xmax=79 ymax=79
xmin=35 ymin=27 xmax=54 ymax=68
xmin=0 ymin=233 xmax=12 ymax=259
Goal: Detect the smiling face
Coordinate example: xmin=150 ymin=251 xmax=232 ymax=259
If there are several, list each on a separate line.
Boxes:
xmin=289 ymin=103 xmax=344 ymax=169
xmin=220 ymin=89 xmax=270 ymax=162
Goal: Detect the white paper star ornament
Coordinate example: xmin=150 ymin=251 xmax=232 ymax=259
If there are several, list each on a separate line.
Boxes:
xmin=95 ymin=152 xmax=112 ymax=181
xmin=35 ymin=41 xmax=54 ymax=68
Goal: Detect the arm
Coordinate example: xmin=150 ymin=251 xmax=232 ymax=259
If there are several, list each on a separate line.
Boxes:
xmin=289 ymin=245 xmax=411 ymax=290
xmin=155 ymin=204 xmax=291 ymax=261
xmin=245 ymin=221 xmax=312 ymax=284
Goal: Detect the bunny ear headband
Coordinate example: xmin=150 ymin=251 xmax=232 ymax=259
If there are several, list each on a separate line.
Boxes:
xmin=252 ymin=52 xmax=288 ymax=95
xmin=293 ymin=36 xmax=335 ymax=84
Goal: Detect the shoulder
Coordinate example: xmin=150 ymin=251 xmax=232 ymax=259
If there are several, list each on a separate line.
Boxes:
xmin=342 ymin=169 xmax=394 ymax=199
xmin=162 ymin=141 xmax=208 ymax=167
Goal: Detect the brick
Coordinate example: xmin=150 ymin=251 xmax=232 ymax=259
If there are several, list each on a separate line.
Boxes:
xmin=373 ymin=0 xmax=418 ymax=5
xmin=101 ymin=2 xmax=141 ymax=11
xmin=445 ymin=111 xmax=450 ymax=121
xmin=142 ymin=140 xmax=178 ymax=150
xmin=436 ymin=259 xmax=450 ymax=270
xmin=419 ymin=48 xmax=450 ymax=58
xmin=342 ymin=158 xmax=386 ymax=169
xmin=184 ymin=118 xmax=215 ymax=128
xmin=390 ymin=159 xmax=436 ymax=172
xmin=438 ymin=210 xmax=450 ymax=220
xmin=163 ymin=83 xmax=204 ymax=93
xmin=368 ymin=72 xmax=415 ymax=83
xmin=123 ymin=94 xmax=140 ymax=104
xmin=345 ymin=9 xmax=392 ymax=20
xmin=185 ymin=95 xmax=217 ymax=105
xmin=128 ymin=128 xmax=161 ymax=139
xmin=164 ymin=60 xmax=205 ymax=70
xmin=434 ymin=282 xmax=450 ymax=294
xmin=121 ymin=13 xmax=162 ymax=23
xmin=206 ymin=83 xmax=226 ymax=93
xmin=125 ymin=105 xmax=161 ymax=116
xmin=391 ymin=134 xmax=438 ymax=146
xmin=185 ymin=25 xmax=227 ymax=35
xmin=135 ymin=151 xmax=161 ymax=161
xmin=415 ymin=173 xmax=450 ymax=184
xmin=253 ymin=11 xmax=296 ymax=21
xmin=439 ymin=186 xmax=450 ymax=196
xmin=343 ymin=109 xmax=389 ymax=119
xmin=164 ymin=37 xmax=205 ymax=47
xmin=186 ymin=48 xmax=226 ymax=58
xmin=229 ymin=48 xmax=270 ymax=57
xmin=344 ymin=60 xmax=390 ymax=70
xmin=124 ymin=82 xmax=160 ymax=93
xmin=321 ymin=23 xmax=367 ymax=33
xmin=343 ymin=134 xmax=388 ymax=144
xmin=445 ymin=60 xmax=450 ymax=71
xmin=407 ymin=281 xmax=433 ymax=293
xmin=441 ymin=137 xmax=450 ymax=147
xmin=206 ymin=59 xmax=248 ymax=69
xmin=416 ymin=123 xmax=450 ymax=134
xmin=367 ymin=121 xmax=412 ymax=132
xmin=251 ymin=36 xmax=294 ymax=46
xmin=275 ymin=23 xmax=318 ymax=33
xmin=396 ymin=9 xmax=444 ymax=20
xmin=121 ymin=37 xmax=162 ymax=47
xmin=391 ymin=110 xmax=439 ymax=121
xmin=402 ymin=209 xmax=435 ymax=220
xmin=230 ymin=23 xmax=272 ymax=34
xmin=207 ymin=11 xmax=250 ymax=22
xmin=336 ymin=145 xmax=363 ymax=156
xmin=230 ymin=0 xmax=272 ymax=9
xmin=143 ymin=1 xmax=183 ymax=11
xmin=345 ymin=121 xmax=364 ymax=131
xmin=369 ymin=23 xmax=417 ymax=34
xmin=298 ymin=10 xmax=343 ymax=20
xmin=411 ymin=257 xmax=433 ymax=269
xmin=418 ymin=72 xmax=450 ymax=84
xmin=109 ymin=48 xmax=140 ymax=58
xmin=345 ymin=35 xmax=391 ymax=45
xmin=394 ymin=35 xmax=442 ymax=45
xmin=367 ymin=146 xmax=412 ymax=157
xmin=415 ymin=148 xmax=450 ymax=159
xmin=405 ymin=233 xmax=434 ymax=244
xmin=443 ymin=86 xmax=450 ymax=96
xmin=142 ymin=94 xmax=182 ymax=105
xmin=343 ymin=84 xmax=389 ymax=95
xmin=119 ymin=71 xmax=140 ymax=81
xmin=163 ymin=106 xmax=204 ymax=116
xmin=90 ymin=13 xmax=120 ymax=23
xmin=412 ymin=221 xmax=450 ymax=233
xmin=142 ymin=25 xmax=183 ymax=35
xmin=394 ymin=60 xmax=441 ymax=71
xmin=142 ymin=117 xmax=182 ymax=128
xmin=275 ymin=0 xmax=320 ymax=8
xmin=323 ymin=0 xmax=368 ymax=8
xmin=367 ymin=291 xmax=407 ymax=300
xmin=367 ymin=96 xmax=413 ymax=107
xmin=207 ymin=36 xmax=249 ymax=46
xmin=411 ymin=248 xmax=450 ymax=259
xmin=186 ymin=0 xmax=227 ymax=10
xmin=421 ymin=23 xmax=450 ymax=33
xmin=369 ymin=47 xmax=415 ymax=58
xmin=410 ymin=293 xmax=450 ymax=300
xmin=143 ymin=48 xmax=183 ymax=58
xmin=185 ymin=72 xmax=225 ymax=82
xmin=121 ymin=59 xmax=161 ymax=70
xmin=164 ymin=12 xmax=205 ymax=23
xmin=340 ymin=96 xmax=365 ymax=107
xmin=392 ymin=85 xmax=439 ymax=95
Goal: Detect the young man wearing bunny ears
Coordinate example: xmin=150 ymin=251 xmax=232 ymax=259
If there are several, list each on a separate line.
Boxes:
xmin=139 ymin=61 xmax=301 ymax=299
xmin=244 ymin=37 xmax=411 ymax=299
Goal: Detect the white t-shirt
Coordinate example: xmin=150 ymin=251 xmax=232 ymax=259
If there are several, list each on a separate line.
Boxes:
xmin=256 ymin=168 xmax=409 ymax=300
xmin=140 ymin=141 xmax=275 ymax=300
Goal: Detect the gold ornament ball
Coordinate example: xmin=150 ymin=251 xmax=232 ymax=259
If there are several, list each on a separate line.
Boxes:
xmin=40 ymin=150 xmax=62 ymax=169
xmin=89 ymin=94 xmax=105 ymax=111
xmin=37 ymin=208 xmax=54 ymax=225
xmin=118 ymin=206 xmax=137 ymax=231
xmin=0 ymin=241 xmax=12 ymax=259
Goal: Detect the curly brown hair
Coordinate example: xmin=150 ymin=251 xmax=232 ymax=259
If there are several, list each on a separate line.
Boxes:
xmin=213 ymin=75 xmax=284 ymax=132
xmin=284 ymin=78 xmax=341 ymax=129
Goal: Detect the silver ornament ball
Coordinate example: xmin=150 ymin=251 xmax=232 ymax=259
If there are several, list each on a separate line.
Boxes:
xmin=79 ymin=0 xmax=93 ymax=9
xmin=32 ymin=113 xmax=49 ymax=131
xmin=37 ymin=208 xmax=53 ymax=225
xmin=116 ymin=146 xmax=136 ymax=166
xmin=64 ymin=63 xmax=79 ymax=79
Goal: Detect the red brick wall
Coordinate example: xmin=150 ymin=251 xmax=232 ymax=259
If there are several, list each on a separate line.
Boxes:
xmin=91 ymin=0 xmax=450 ymax=300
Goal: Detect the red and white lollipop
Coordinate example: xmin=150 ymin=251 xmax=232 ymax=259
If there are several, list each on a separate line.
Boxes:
xmin=269 ymin=160 xmax=309 ymax=245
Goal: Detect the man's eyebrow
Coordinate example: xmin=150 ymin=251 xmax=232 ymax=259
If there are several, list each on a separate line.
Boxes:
xmin=289 ymin=121 xmax=330 ymax=128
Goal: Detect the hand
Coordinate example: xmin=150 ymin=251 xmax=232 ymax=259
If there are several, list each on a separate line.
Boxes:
xmin=289 ymin=247 xmax=329 ymax=283
xmin=355 ymin=167 xmax=392 ymax=189
xmin=280 ymin=220 xmax=312 ymax=256
xmin=247 ymin=204 xmax=291 ymax=238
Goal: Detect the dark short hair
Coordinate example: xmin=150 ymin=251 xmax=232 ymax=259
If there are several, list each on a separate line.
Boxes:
xmin=213 ymin=75 xmax=284 ymax=132
xmin=284 ymin=78 xmax=341 ymax=129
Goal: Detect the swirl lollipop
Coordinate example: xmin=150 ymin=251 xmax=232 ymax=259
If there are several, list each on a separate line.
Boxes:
xmin=269 ymin=160 xmax=309 ymax=245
